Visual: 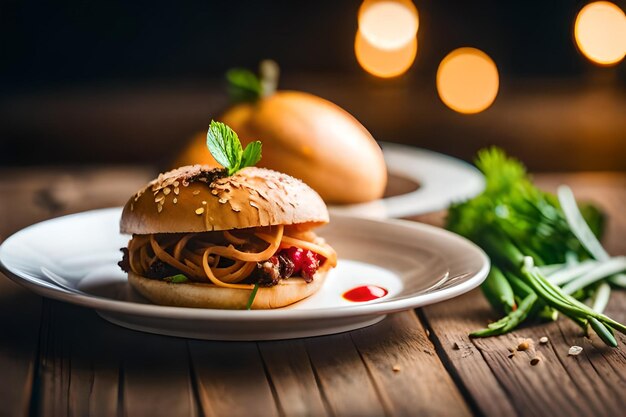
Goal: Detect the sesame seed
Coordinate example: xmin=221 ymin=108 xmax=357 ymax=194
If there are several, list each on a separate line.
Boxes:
xmin=174 ymin=181 xmax=179 ymax=187
xmin=192 ymin=190 xmax=200 ymax=195
xmin=202 ymin=201 xmax=207 ymax=205
xmin=173 ymin=198 xmax=177 ymax=204
xmin=157 ymin=204 xmax=163 ymax=213
xmin=163 ymin=187 xmax=171 ymax=195
xmin=195 ymin=208 xmax=205 ymax=215
xmin=530 ymin=355 xmax=542 ymax=366
xmin=155 ymin=195 xmax=165 ymax=203
xmin=392 ymin=365 xmax=401 ymax=372
xmin=539 ymin=337 xmax=549 ymax=344
xmin=174 ymin=187 xmax=179 ymax=195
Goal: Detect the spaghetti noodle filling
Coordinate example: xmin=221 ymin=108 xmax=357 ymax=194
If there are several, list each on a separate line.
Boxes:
xmin=118 ymin=225 xmax=337 ymax=288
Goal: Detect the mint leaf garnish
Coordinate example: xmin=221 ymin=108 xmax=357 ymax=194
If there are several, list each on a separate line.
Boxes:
xmin=241 ymin=141 xmax=262 ymax=169
xmin=206 ymin=121 xmax=262 ymax=175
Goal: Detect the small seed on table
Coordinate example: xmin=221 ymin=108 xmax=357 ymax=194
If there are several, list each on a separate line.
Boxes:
xmin=530 ymin=356 xmax=541 ymax=366
xmin=518 ymin=339 xmax=532 ymax=351
xmin=392 ymin=365 xmax=401 ymax=372
xmin=539 ymin=336 xmax=549 ymax=344
xmin=195 ymin=208 xmax=205 ymax=215
xmin=568 ymin=346 xmax=583 ymax=356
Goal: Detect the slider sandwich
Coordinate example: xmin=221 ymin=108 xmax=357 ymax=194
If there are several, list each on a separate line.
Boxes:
xmin=118 ymin=121 xmax=337 ymax=309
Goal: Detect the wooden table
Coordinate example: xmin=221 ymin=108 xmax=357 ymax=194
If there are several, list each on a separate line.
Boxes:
xmin=1 ymin=168 xmax=624 ymax=417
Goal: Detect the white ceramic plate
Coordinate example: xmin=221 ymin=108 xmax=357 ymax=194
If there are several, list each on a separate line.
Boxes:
xmin=0 ymin=208 xmax=489 ymax=340
xmin=330 ymin=142 xmax=484 ymax=218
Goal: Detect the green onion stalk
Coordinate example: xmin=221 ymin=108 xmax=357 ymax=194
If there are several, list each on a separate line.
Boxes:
xmin=447 ymin=148 xmax=626 ymax=347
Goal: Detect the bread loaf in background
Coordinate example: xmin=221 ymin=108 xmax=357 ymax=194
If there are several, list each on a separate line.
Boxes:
xmin=175 ymin=91 xmax=387 ymax=204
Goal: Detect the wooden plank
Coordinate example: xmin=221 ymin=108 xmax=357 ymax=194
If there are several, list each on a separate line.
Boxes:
xmin=188 ymin=341 xmax=280 ymax=417
xmin=0 ymin=167 xmax=152 ymax=417
xmin=0 ymin=167 xmax=153 ymax=239
xmin=305 ymin=332 xmax=387 ymax=417
xmin=419 ymin=173 xmax=626 ymax=417
xmin=32 ymin=301 xmax=121 ymax=417
xmin=35 ymin=300 xmax=67 ymax=416
xmin=120 ymin=330 xmax=198 ymax=417
xmin=68 ymin=307 xmax=121 ymax=417
xmin=0 ymin=275 xmax=42 ymax=417
xmin=424 ymin=290 xmax=626 ymax=417
xmin=350 ymin=312 xmax=472 ymax=417
xmin=32 ymin=301 xmax=197 ymax=417
xmin=417 ymin=294 xmax=519 ymax=417
xmin=258 ymin=339 xmax=329 ymax=417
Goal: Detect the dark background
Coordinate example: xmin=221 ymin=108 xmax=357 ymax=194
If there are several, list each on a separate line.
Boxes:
xmin=1 ymin=0 xmax=625 ymax=169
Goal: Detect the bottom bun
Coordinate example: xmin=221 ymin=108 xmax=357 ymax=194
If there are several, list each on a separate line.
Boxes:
xmin=128 ymin=264 xmax=330 ymax=309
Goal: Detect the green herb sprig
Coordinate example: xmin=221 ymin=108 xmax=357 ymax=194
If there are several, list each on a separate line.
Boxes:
xmin=163 ymin=274 xmax=189 ymax=283
xmin=226 ymin=59 xmax=279 ymax=103
xmin=206 ymin=120 xmax=262 ymax=176
xmin=246 ymin=284 xmax=259 ymax=310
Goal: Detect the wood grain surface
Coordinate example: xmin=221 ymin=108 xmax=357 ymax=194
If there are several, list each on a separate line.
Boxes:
xmin=0 ymin=168 xmax=624 ymax=417
xmin=419 ymin=172 xmax=626 ymax=417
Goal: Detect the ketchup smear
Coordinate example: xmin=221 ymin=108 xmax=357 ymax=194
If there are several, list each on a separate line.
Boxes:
xmin=343 ymin=285 xmax=388 ymax=302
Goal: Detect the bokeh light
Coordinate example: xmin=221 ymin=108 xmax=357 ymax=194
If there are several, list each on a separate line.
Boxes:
xmin=436 ymin=47 xmax=499 ymax=114
xmin=355 ymin=0 xmax=418 ymax=78
xmin=355 ymin=30 xmax=418 ymax=78
xmin=575 ymin=1 xmax=626 ymax=66
xmin=358 ymin=0 xmax=419 ymax=50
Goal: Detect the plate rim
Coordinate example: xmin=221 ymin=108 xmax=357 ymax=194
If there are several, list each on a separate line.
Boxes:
xmin=0 ymin=207 xmax=490 ymax=321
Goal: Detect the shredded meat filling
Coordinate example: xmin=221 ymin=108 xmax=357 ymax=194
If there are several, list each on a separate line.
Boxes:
xmin=253 ymin=254 xmax=296 ymax=287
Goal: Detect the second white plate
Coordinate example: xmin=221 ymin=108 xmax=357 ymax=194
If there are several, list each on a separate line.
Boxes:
xmin=330 ymin=142 xmax=484 ymax=218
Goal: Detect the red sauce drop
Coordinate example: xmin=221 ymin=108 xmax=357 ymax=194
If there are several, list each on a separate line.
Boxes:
xmin=343 ymin=285 xmax=388 ymax=302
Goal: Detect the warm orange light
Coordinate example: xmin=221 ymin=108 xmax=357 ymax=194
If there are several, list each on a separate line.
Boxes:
xmin=358 ymin=0 xmax=419 ymax=50
xmin=575 ymin=1 xmax=626 ymax=66
xmin=355 ymin=29 xmax=417 ymax=78
xmin=436 ymin=47 xmax=499 ymax=114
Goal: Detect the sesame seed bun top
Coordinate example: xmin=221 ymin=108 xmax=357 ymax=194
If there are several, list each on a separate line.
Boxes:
xmin=120 ymin=165 xmax=329 ymax=234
